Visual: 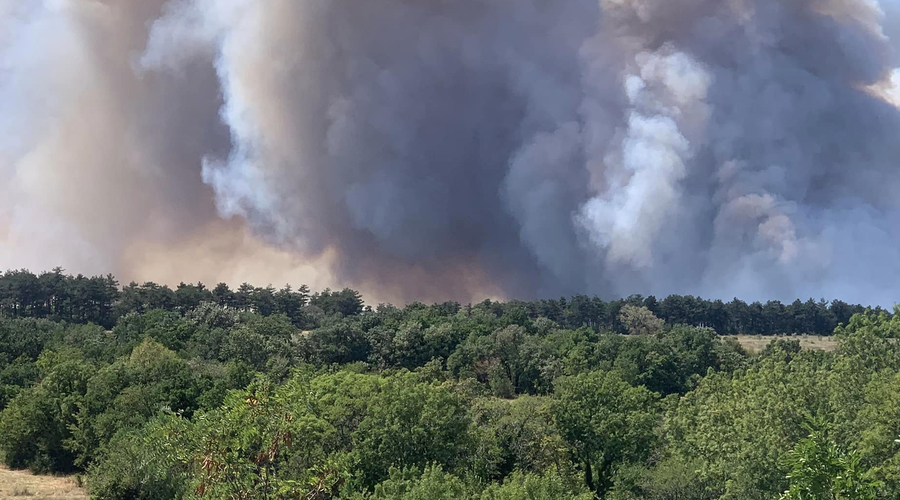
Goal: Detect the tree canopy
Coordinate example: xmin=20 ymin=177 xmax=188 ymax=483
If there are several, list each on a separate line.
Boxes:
xmin=0 ymin=267 xmax=898 ymax=499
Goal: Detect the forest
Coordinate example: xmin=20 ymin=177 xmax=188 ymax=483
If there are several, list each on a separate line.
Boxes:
xmin=1 ymin=268 xmax=899 ymax=499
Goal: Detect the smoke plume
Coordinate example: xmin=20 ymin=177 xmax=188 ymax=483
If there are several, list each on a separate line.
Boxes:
xmin=2 ymin=0 xmax=900 ymax=305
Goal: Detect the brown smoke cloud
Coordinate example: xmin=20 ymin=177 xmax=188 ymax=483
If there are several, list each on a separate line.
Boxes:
xmin=2 ymin=0 xmax=900 ymax=305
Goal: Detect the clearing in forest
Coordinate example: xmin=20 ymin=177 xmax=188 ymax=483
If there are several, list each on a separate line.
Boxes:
xmin=0 ymin=466 xmax=87 ymax=500
xmin=732 ymin=334 xmax=838 ymax=353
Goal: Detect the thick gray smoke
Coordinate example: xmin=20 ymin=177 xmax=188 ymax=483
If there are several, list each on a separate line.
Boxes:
xmin=2 ymin=0 xmax=900 ymax=305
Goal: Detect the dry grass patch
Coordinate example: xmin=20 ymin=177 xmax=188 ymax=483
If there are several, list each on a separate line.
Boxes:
xmin=732 ymin=334 xmax=838 ymax=353
xmin=0 ymin=466 xmax=87 ymax=500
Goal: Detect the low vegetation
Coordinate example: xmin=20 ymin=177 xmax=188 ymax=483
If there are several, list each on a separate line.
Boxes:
xmin=0 ymin=465 xmax=87 ymax=499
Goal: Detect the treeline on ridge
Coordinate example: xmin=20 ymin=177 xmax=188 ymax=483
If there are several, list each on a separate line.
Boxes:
xmin=0 ymin=268 xmax=883 ymax=335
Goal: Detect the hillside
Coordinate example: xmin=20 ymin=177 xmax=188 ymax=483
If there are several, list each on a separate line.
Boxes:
xmin=1 ymin=269 xmax=899 ymax=499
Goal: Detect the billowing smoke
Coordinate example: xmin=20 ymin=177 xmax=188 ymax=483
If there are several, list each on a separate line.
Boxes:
xmin=2 ymin=0 xmax=900 ymax=305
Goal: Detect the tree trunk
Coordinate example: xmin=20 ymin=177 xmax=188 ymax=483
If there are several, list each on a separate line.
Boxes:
xmin=585 ymin=460 xmax=595 ymax=494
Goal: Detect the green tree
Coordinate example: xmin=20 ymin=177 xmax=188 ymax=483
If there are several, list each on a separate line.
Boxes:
xmin=0 ymin=349 xmax=93 ymax=472
xmin=468 ymin=396 xmax=572 ymax=482
xmin=553 ymin=370 xmax=659 ymax=497
xmin=303 ymin=318 xmax=369 ymax=365
xmin=180 ymin=380 xmax=344 ymax=500
xmin=779 ymin=419 xmax=879 ymax=500
xmin=618 ymin=305 xmax=665 ymax=336
xmin=362 ymin=466 xmax=468 ymax=500
xmin=311 ymin=288 xmax=365 ymax=317
xmin=353 ymin=372 xmax=471 ymax=488
xmin=480 ymin=470 xmax=593 ymax=500
xmin=86 ymin=413 xmax=192 ymax=500
xmin=221 ymin=314 xmax=296 ymax=373
xmin=665 ymin=354 xmax=832 ymax=500
xmin=69 ymin=340 xmax=207 ymax=466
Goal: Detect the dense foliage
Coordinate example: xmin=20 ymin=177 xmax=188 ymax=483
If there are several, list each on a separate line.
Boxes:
xmin=1 ymin=268 xmax=899 ymax=499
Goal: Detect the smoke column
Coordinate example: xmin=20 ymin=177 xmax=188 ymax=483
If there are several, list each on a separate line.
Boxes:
xmin=2 ymin=0 xmax=900 ymax=305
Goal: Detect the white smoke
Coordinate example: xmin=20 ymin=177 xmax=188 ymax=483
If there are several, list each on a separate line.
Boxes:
xmin=579 ymin=47 xmax=712 ymax=269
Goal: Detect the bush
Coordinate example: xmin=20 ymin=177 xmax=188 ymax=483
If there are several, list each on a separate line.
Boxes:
xmin=480 ymin=470 xmax=593 ymax=500
xmin=86 ymin=415 xmax=190 ymax=500
xmin=0 ymin=349 xmax=92 ymax=472
xmin=363 ymin=466 xmax=468 ymax=500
